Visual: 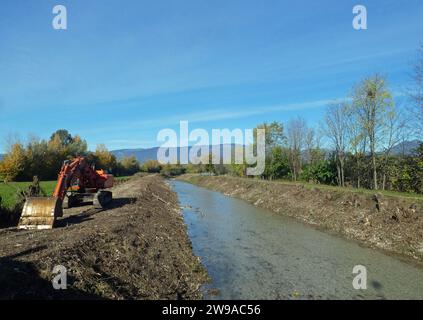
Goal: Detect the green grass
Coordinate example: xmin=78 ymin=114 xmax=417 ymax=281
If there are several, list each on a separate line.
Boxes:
xmin=0 ymin=175 xmax=134 ymax=209
xmin=0 ymin=181 xmax=57 ymax=209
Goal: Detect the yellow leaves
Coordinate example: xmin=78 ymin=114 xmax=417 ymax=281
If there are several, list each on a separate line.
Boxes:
xmin=94 ymin=144 xmax=117 ymax=172
xmin=0 ymin=143 xmax=26 ymax=181
xmin=142 ymin=160 xmax=162 ymax=173
xmin=0 ymin=130 xmax=89 ymax=181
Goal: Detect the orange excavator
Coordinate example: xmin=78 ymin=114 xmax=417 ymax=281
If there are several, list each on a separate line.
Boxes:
xmin=18 ymin=156 xmax=114 ymax=230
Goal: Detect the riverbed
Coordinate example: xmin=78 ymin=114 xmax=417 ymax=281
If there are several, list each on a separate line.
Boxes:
xmin=171 ymin=180 xmax=423 ymax=300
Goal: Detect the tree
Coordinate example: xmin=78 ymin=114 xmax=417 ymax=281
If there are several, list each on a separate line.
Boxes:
xmin=50 ymin=129 xmax=73 ymax=147
xmin=142 ymin=160 xmax=162 ymax=173
xmin=227 ymin=163 xmax=247 ymax=177
xmin=306 ymin=127 xmax=325 ymax=169
xmin=46 ymin=130 xmax=88 ymax=179
xmin=287 ymin=117 xmax=307 ymax=181
xmin=204 ymin=152 xmax=216 ymax=175
xmin=304 ymin=128 xmax=315 ymax=166
xmin=379 ymin=105 xmax=406 ymax=190
xmin=66 ymin=135 xmax=88 ymax=156
xmin=352 ymin=74 xmax=394 ymax=190
xmin=0 ymin=143 xmax=27 ymax=181
xmin=117 ymin=156 xmax=140 ymax=176
xmin=345 ymin=103 xmax=366 ymax=188
xmin=411 ymin=44 xmax=423 ymax=136
xmin=267 ymin=146 xmax=290 ymax=180
xmin=253 ymin=122 xmax=286 ymax=179
xmin=26 ymin=137 xmax=49 ymax=180
xmin=93 ymin=144 xmax=117 ymax=173
xmin=161 ymin=164 xmax=187 ymax=177
xmin=300 ymin=158 xmax=336 ymax=185
xmin=254 ymin=121 xmax=286 ymax=150
xmin=323 ymin=102 xmax=349 ymax=187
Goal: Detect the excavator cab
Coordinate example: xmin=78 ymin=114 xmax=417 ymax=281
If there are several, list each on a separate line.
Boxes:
xmin=17 ymin=157 xmax=114 ymax=230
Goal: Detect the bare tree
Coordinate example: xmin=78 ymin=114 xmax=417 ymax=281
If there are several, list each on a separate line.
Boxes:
xmin=379 ymin=104 xmax=406 ymax=190
xmin=3 ymin=132 xmax=21 ymax=153
xmin=345 ymin=104 xmax=366 ymax=188
xmin=287 ymin=117 xmax=307 ymax=181
xmin=352 ymin=74 xmax=394 ymax=190
xmin=305 ymin=127 xmax=315 ymax=165
xmin=411 ymin=44 xmax=423 ymax=136
xmin=323 ymin=102 xmax=349 ymax=187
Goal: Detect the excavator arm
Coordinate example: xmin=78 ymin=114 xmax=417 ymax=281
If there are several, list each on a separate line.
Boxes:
xmin=53 ymin=157 xmax=103 ymax=200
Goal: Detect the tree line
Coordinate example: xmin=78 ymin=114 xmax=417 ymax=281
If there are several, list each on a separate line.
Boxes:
xmin=183 ymin=47 xmax=423 ymax=194
xmin=0 ymin=129 xmax=141 ymax=181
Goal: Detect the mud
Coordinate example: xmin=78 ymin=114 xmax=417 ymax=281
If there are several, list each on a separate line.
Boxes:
xmin=0 ymin=174 xmax=208 ymax=300
xmin=178 ymin=174 xmax=423 ymax=264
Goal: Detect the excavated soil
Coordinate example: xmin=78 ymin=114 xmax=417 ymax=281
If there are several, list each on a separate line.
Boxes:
xmin=0 ymin=174 xmax=208 ymax=300
xmin=178 ymin=174 xmax=423 ymax=264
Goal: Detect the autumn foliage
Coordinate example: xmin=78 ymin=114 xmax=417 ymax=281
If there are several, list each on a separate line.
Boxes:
xmin=0 ymin=129 xmax=140 ymax=181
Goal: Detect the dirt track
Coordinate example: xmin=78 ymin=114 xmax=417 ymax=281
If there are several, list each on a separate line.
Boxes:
xmin=0 ymin=174 xmax=208 ymax=300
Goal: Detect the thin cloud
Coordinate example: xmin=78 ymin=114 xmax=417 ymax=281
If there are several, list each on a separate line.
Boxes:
xmin=120 ymin=98 xmax=336 ymax=129
xmin=77 ymin=98 xmax=337 ymax=139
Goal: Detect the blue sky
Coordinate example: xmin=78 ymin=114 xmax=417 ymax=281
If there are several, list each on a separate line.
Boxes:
xmin=1 ymin=0 xmax=422 ymax=152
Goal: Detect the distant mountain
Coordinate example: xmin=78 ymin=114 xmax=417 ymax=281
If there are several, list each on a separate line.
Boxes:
xmin=111 ymin=144 xmax=244 ymax=163
xmin=112 ymin=147 xmax=160 ymax=163
xmin=0 ymin=154 xmax=3 ymax=160
xmin=391 ymin=140 xmax=422 ymax=156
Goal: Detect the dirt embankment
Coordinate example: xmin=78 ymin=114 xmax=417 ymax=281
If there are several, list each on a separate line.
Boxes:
xmin=178 ymin=174 xmax=423 ymax=263
xmin=0 ymin=174 xmax=208 ymax=300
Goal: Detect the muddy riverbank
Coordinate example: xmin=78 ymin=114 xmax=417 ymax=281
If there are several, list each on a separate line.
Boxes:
xmin=178 ymin=175 xmax=423 ymax=264
xmin=0 ymin=174 xmax=207 ymax=299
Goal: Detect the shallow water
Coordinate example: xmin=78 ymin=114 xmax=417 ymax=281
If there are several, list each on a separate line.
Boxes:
xmin=170 ymin=180 xmax=423 ymax=300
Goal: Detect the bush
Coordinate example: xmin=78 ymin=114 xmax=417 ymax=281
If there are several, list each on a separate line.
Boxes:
xmin=300 ymin=160 xmax=336 ymax=185
xmin=160 ymin=164 xmax=186 ymax=177
xmin=142 ymin=160 xmax=162 ymax=173
xmin=117 ymin=156 xmax=140 ymax=176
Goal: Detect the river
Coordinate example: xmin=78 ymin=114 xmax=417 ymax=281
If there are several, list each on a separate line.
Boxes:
xmin=170 ymin=180 xmax=423 ymax=300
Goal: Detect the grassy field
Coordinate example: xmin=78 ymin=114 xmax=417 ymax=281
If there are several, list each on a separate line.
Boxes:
xmin=0 ymin=176 xmax=132 ymax=209
xmin=0 ymin=181 xmax=57 ymax=209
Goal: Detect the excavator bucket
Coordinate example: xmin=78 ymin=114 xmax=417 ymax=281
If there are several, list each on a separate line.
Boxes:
xmin=18 ymin=197 xmax=63 ymax=230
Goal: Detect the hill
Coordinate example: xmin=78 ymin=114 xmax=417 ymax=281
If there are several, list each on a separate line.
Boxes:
xmin=391 ymin=140 xmax=422 ymax=156
xmin=111 ymin=147 xmax=160 ymax=163
xmin=111 ymin=144 xmax=243 ymax=163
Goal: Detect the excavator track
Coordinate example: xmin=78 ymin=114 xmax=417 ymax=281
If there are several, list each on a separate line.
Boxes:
xmin=93 ymin=190 xmax=113 ymax=209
